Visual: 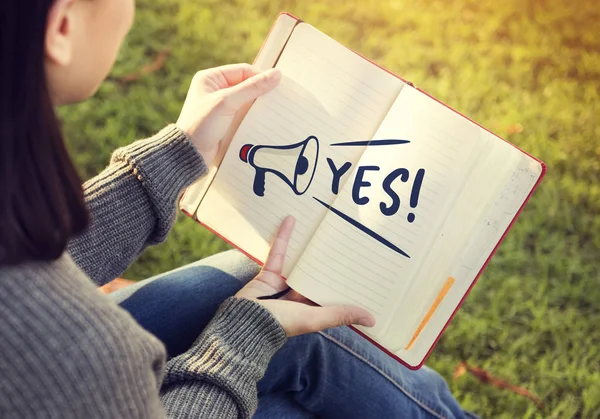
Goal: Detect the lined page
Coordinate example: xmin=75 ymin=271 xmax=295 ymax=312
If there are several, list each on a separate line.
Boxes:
xmin=287 ymin=86 xmax=485 ymax=338
xmin=382 ymin=129 xmax=520 ymax=351
xmin=197 ymin=23 xmax=404 ymax=276
xmin=396 ymin=152 xmax=543 ymax=368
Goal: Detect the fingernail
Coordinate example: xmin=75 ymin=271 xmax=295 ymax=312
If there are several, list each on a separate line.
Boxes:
xmin=267 ymin=68 xmax=282 ymax=84
xmin=359 ymin=315 xmax=376 ymax=327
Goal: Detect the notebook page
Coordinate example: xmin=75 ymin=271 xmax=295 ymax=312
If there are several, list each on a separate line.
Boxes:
xmin=397 ymin=151 xmax=543 ymax=367
xmin=286 ymin=86 xmax=485 ymax=337
xmin=384 ymin=129 xmax=522 ymax=351
xmin=197 ymin=23 xmax=404 ymax=276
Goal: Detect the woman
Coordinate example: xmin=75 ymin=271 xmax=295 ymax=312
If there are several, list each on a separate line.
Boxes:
xmin=0 ymin=0 xmax=474 ymax=417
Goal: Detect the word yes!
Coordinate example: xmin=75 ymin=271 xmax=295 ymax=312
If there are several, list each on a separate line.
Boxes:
xmin=326 ymin=158 xmax=425 ymax=223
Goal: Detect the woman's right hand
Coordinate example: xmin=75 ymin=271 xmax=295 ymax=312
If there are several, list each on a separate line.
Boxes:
xmin=234 ymin=216 xmax=376 ymax=337
xmin=176 ymin=64 xmax=281 ymax=166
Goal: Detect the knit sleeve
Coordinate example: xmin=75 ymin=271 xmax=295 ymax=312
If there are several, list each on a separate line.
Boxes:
xmin=0 ymin=257 xmax=168 ymax=418
xmin=68 ymin=125 xmax=207 ymax=285
xmin=160 ymin=298 xmax=287 ymax=418
xmin=0 ymin=258 xmax=286 ymax=419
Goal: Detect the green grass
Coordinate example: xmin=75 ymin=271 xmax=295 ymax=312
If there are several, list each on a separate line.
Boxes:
xmin=60 ymin=0 xmax=600 ymax=417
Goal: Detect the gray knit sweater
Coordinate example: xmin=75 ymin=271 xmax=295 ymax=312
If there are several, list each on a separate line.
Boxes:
xmin=0 ymin=125 xmax=287 ymax=418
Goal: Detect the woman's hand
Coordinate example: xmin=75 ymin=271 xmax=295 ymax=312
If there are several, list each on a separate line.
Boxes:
xmin=235 ymin=216 xmax=376 ymax=337
xmin=176 ymin=63 xmax=281 ymax=166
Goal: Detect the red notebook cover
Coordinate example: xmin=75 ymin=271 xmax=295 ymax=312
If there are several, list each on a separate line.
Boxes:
xmin=181 ymin=12 xmax=547 ymax=370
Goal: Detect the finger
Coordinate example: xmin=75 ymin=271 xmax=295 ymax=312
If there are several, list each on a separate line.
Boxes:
xmin=194 ymin=64 xmax=262 ymax=90
xmin=305 ymin=305 xmax=376 ymax=332
xmin=221 ymin=68 xmax=282 ymax=110
xmin=213 ymin=63 xmax=263 ymax=88
xmin=263 ymin=216 xmax=295 ymax=274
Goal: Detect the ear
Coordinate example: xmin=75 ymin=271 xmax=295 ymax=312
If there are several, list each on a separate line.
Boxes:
xmin=45 ymin=0 xmax=76 ymax=66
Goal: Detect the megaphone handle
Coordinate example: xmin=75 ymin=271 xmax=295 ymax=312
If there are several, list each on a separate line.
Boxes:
xmin=253 ymin=169 xmax=266 ymax=196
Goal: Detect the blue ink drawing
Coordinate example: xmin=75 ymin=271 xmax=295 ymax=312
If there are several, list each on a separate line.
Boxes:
xmin=312 ymin=197 xmax=411 ymax=259
xmin=330 ymin=139 xmax=410 ymax=147
xmin=407 ymin=168 xmax=425 ymax=223
xmin=239 ymin=136 xmax=319 ymax=197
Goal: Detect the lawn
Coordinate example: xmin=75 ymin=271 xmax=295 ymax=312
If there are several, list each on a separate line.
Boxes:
xmin=60 ymin=0 xmax=600 ymax=417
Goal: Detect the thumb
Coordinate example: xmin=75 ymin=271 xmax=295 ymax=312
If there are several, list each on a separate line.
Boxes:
xmin=308 ymin=305 xmax=376 ymax=332
xmin=221 ymin=68 xmax=281 ymax=111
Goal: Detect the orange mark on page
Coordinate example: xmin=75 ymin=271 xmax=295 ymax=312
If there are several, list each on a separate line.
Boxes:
xmin=405 ymin=276 xmax=455 ymax=350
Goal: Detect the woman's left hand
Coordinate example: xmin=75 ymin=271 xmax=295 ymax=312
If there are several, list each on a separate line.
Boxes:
xmin=176 ymin=63 xmax=281 ymax=166
xmin=235 ymin=216 xmax=376 ymax=338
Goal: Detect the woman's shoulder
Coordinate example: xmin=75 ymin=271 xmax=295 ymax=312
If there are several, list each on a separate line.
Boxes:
xmin=0 ymin=253 xmax=167 ymax=416
xmin=0 ymin=251 xmax=162 ymax=347
xmin=0 ymin=251 xmax=166 ymax=374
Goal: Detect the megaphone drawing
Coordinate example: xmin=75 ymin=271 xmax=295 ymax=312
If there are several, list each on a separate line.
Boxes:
xmin=239 ymin=136 xmax=320 ymax=197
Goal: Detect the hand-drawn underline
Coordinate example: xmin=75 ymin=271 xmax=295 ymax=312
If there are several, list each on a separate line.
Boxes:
xmin=312 ymin=138 xmax=412 ymax=258
xmin=312 ymin=197 xmax=411 ymax=259
xmin=330 ymin=139 xmax=410 ymax=147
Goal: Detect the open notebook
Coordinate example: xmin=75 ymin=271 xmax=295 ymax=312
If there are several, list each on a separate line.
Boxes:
xmin=180 ymin=13 xmax=546 ymax=369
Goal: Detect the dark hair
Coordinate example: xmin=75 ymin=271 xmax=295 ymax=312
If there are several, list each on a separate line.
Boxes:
xmin=0 ymin=0 xmax=88 ymax=266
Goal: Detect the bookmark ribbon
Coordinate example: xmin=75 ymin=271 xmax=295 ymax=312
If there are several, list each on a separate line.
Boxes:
xmin=257 ymin=287 xmax=292 ymax=300
xmin=405 ymin=276 xmax=455 ymax=350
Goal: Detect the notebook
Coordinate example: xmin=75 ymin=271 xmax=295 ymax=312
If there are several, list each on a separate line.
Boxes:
xmin=179 ymin=13 xmax=546 ymax=369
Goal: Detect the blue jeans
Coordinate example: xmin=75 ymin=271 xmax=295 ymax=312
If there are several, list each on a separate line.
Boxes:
xmin=111 ymin=250 xmax=474 ymax=419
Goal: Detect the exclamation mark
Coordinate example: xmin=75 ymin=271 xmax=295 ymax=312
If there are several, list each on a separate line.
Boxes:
xmin=407 ymin=169 xmax=425 ymax=223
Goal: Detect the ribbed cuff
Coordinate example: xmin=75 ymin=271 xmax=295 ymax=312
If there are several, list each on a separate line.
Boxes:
xmin=162 ymin=298 xmax=286 ymax=418
xmin=110 ymin=125 xmax=207 ymax=240
xmin=208 ymin=297 xmax=287 ymax=362
xmin=111 ymin=125 xmax=207 ymax=205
